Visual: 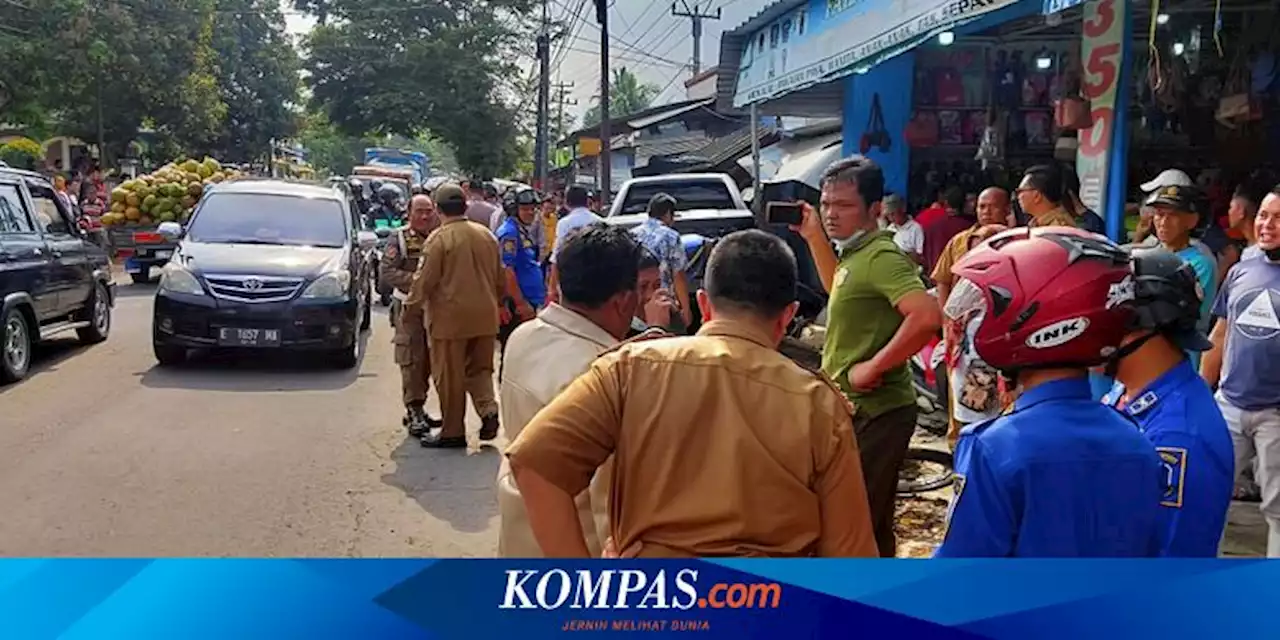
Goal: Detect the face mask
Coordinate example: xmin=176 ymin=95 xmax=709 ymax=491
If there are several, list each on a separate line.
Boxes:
xmin=833 ymin=229 xmax=868 ymax=250
xmin=1266 ymin=246 xmax=1280 ymax=262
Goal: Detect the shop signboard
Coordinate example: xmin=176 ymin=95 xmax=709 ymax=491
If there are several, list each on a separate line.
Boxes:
xmin=1075 ymin=0 xmax=1126 ymax=213
xmin=1043 ymin=0 xmax=1085 ymax=14
xmin=733 ymin=0 xmax=1019 ymax=107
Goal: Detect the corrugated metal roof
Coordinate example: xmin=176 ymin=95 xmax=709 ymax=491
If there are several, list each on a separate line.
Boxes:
xmin=635 ymin=135 xmax=713 ymax=164
xmin=558 ymin=98 xmax=708 ymax=145
xmin=626 ymin=99 xmax=714 ymax=130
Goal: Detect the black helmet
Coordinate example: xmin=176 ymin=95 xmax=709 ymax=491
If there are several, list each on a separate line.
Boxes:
xmin=369 ymin=178 xmax=384 ymax=193
xmin=411 ymin=183 xmax=425 ymax=196
xmin=1126 ymin=247 xmax=1213 ymax=351
xmin=502 ymin=190 xmax=518 ymax=217
xmin=513 ymin=187 xmax=539 ymax=206
xmin=377 ymin=183 xmax=405 ymax=206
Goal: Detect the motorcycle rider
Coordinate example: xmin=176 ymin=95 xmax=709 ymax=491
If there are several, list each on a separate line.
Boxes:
xmin=381 ymin=194 xmax=444 ymax=436
xmin=370 ymin=183 xmax=405 ymax=229
xmin=934 ymin=226 xmax=1165 ymax=557
xmin=1103 ymin=248 xmax=1233 ymax=556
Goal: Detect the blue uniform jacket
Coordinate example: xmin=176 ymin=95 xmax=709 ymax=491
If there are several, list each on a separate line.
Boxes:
xmin=1102 ymin=360 xmax=1234 ymax=557
xmin=935 ymin=377 xmax=1165 ymax=558
xmin=497 ymin=217 xmax=546 ymax=308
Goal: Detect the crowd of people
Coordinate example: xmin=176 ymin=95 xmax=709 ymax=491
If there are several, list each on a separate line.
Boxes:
xmin=381 ymin=155 xmax=1280 ymax=558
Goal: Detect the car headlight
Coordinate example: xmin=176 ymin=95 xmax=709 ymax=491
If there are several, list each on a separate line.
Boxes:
xmin=158 ymin=263 xmax=205 ymax=295
xmin=301 ymin=271 xmax=351 ymax=299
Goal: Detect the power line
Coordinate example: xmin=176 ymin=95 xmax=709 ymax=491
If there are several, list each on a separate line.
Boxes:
xmin=671 ymin=0 xmax=721 ymax=75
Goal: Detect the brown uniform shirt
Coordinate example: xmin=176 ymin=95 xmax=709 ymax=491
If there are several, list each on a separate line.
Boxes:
xmin=1030 ymin=206 xmax=1077 ymax=228
xmin=506 ymin=318 xmax=879 ymax=558
xmin=930 ymin=226 xmax=979 ymax=285
xmin=406 ymin=217 xmax=504 ymax=340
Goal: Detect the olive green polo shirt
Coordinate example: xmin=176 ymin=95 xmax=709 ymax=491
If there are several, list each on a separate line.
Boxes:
xmin=821 ymin=230 xmax=924 ymax=419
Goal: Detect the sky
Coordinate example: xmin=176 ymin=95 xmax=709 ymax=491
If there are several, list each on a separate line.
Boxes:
xmin=280 ymin=0 xmax=778 ymax=126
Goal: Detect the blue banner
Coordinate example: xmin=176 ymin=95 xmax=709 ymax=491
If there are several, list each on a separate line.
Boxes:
xmin=0 ymin=559 xmax=1271 ymax=638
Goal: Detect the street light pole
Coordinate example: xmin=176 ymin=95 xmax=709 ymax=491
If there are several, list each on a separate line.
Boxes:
xmin=596 ymin=0 xmax=610 ymax=206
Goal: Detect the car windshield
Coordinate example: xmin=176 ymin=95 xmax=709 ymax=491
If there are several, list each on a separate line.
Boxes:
xmin=187 ymin=193 xmax=348 ymax=248
xmin=615 ymin=180 xmax=737 ymax=215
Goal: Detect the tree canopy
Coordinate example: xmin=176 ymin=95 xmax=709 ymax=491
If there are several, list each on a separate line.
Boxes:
xmin=582 ymin=67 xmax=662 ymax=128
xmin=0 ymin=0 xmax=299 ymax=165
xmin=299 ymin=0 xmax=536 ymax=178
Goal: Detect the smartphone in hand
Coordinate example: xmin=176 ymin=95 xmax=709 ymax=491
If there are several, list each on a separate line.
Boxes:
xmin=765 ymin=201 xmax=804 ymax=226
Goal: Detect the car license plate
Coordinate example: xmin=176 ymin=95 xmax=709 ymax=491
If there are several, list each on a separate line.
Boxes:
xmin=155 ymin=250 xmax=172 ymax=259
xmin=218 ymin=327 xmax=281 ymax=347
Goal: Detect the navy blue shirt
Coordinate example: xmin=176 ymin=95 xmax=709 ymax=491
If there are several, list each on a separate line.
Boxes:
xmin=935 ymin=377 xmax=1165 ymax=558
xmin=497 ymin=217 xmax=547 ymax=308
xmin=1103 ymin=360 xmax=1234 ymax=557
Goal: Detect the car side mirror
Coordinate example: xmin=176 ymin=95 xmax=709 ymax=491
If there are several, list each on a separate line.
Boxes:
xmin=157 ymin=221 xmax=183 ymax=239
xmin=357 ymin=230 xmax=379 ymax=250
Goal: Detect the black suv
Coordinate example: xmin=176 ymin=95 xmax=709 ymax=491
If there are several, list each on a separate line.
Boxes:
xmin=0 ymin=167 xmax=115 ymax=382
xmin=151 ymin=180 xmax=376 ymax=368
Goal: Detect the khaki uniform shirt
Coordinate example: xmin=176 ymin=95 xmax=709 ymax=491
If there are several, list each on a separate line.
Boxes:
xmin=930 ymin=226 xmax=980 ymax=285
xmin=406 ymin=217 xmax=504 ymax=340
xmin=506 ymin=319 xmax=879 ymax=558
xmin=497 ymin=304 xmax=617 ymax=558
xmin=1030 ymin=206 xmax=1077 ymax=229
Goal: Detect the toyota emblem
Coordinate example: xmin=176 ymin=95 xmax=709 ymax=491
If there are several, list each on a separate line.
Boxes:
xmin=242 ymin=277 xmax=263 ymax=291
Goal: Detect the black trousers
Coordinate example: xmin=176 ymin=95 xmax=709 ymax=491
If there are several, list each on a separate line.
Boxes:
xmin=852 ymin=404 xmax=919 ymax=558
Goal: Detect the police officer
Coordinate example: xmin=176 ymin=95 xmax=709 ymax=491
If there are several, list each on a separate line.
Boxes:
xmin=934 ymin=227 xmax=1166 ymax=557
xmin=381 ymin=194 xmax=443 ymax=436
xmin=1102 ymin=247 xmax=1233 ymax=556
xmin=496 ymin=188 xmax=546 ymax=353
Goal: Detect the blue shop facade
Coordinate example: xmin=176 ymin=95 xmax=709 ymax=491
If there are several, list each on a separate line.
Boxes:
xmin=716 ymin=0 xmax=1155 ymax=238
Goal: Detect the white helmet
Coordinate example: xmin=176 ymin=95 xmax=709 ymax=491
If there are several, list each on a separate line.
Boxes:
xmin=1139 ymin=169 xmax=1193 ymax=193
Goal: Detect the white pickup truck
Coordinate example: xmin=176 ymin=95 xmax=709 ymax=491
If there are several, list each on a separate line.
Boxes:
xmin=603 ymin=173 xmax=757 ymax=238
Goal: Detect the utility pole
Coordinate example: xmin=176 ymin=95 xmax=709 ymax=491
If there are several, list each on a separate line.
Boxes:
xmin=595 ymin=0 xmax=611 ymax=204
xmin=534 ymin=0 xmax=551 ymax=190
xmin=672 ymin=1 xmax=721 ymax=75
xmin=552 ymin=81 xmax=577 ymax=146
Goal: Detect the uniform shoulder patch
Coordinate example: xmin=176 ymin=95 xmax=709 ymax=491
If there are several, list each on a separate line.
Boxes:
xmin=594 ymin=327 xmax=674 ymax=359
xmin=1157 ymin=446 xmax=1188 ymax=508
xmin=501 ymin=238 xmax=518 ymax=255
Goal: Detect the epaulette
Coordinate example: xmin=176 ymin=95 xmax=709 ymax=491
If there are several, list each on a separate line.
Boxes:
xmin=603 ymin=327 xmax=673 ymax=355
xmin=813 ymin=369 xmax=857 ymax=417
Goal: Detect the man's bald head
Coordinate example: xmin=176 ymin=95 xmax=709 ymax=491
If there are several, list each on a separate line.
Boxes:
xmin=977 ymin=187 xmax=1010 ymax=226
xmin=409 ymin=194 xmax=439 ymax=234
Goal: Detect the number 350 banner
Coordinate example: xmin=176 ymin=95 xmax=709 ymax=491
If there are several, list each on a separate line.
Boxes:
xmin=1075 ymin=0 xmax=1128 ymax=215
xmin=0 ymin=559 xmax=1272 ymax=638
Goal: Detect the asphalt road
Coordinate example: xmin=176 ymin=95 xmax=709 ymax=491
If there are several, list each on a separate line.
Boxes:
xmin=0 ymin=276 xmax=503 ymax=557
xmin=1 ymin=276 xmax=1267 ymax=558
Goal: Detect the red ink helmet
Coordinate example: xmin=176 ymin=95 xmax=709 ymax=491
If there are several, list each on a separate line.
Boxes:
xmin=944 ymin=226 xmax=1135 ymax=371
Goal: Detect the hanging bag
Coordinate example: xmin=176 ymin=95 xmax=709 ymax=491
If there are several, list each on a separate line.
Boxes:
xmin=1054 ymin=72 xmax=1093 ymax=130
xmin=904 ymin=110 xmax=939 ymax=147
xmin=859 ymin=93 xmax=892 ymax=154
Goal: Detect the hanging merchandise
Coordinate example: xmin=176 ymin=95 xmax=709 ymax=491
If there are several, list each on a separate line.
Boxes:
xmin=860 ymin=94 xmax=892 ymax=154
xmin=1218 ymin=54 xmax=1253 ymax=127
xmin=936 ymin=66 xmax=966 ymax=106
xmin=905 ymin=110 xmax=941 ymax=147
xmin=974 ymin=109 xmax=1003 ymax=170
xmin=1054 ymin=71 xmax=1093 ymax=131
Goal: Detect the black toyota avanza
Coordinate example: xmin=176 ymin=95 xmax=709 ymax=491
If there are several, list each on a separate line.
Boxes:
xmin=151 ymin=180 xmax=375 ymax=368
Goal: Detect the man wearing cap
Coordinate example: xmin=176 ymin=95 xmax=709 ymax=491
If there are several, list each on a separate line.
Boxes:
xmin=496 ymin=188 xmax=546 ymax=354
xmin=382 ymin=194 xmax=445 ymax=436
xmin=407 ymin=183 xmax=505 ymax=448
xmin=1144 ymin=184 xmax=1217 ymax=366
xmin=1132 ymin=170 xmax=1220 ymax=271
